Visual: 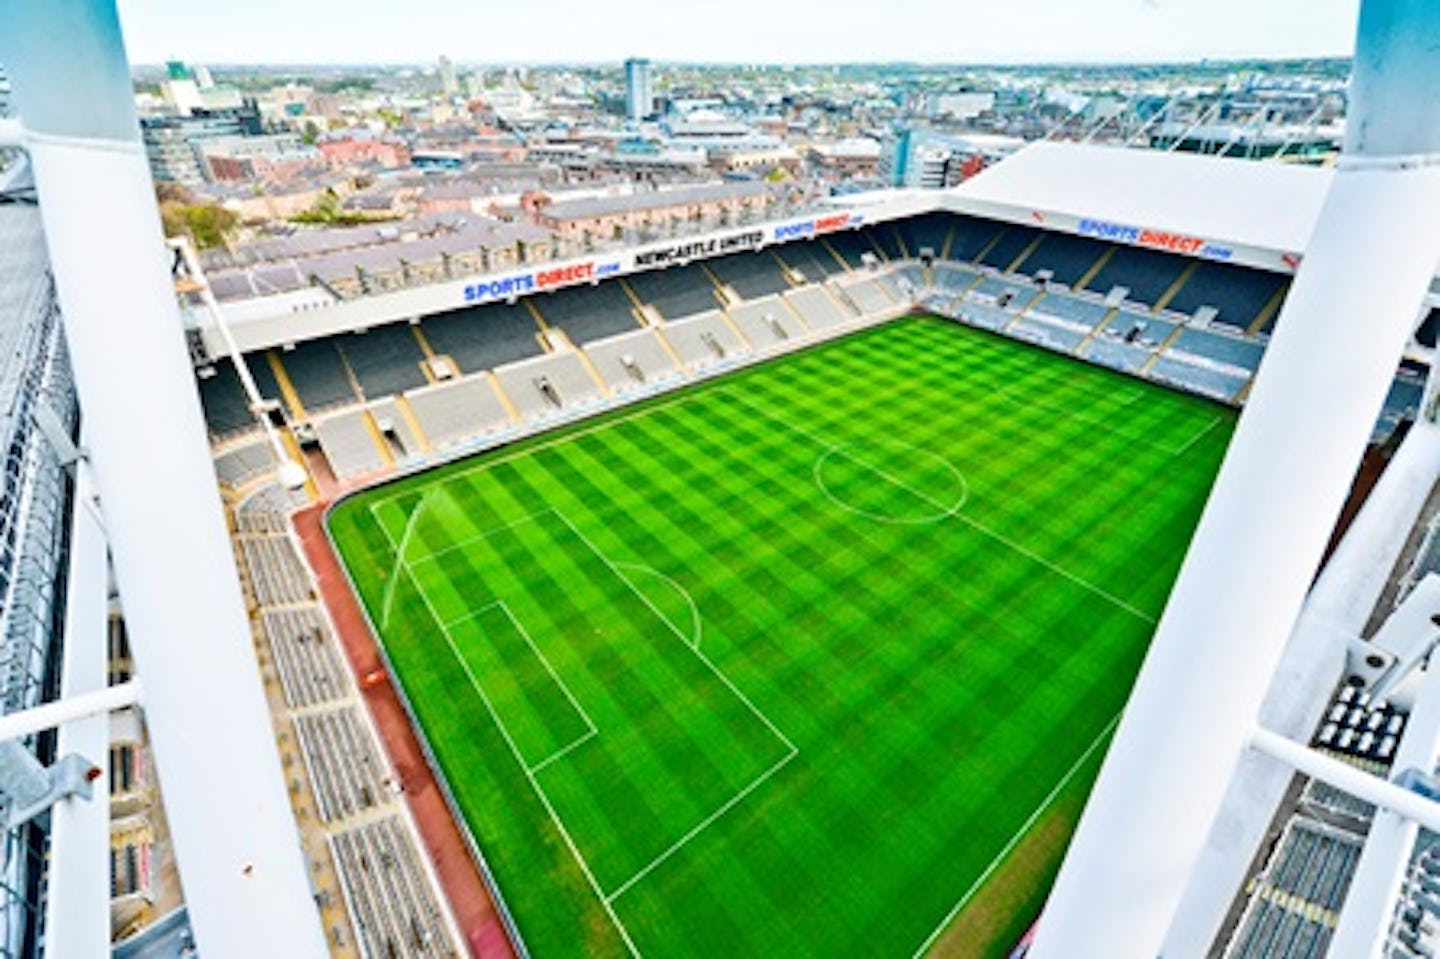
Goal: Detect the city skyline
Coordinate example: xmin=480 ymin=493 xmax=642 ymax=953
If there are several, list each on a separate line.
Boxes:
xmin=116 ymin=0 xmax=1361 ymax=67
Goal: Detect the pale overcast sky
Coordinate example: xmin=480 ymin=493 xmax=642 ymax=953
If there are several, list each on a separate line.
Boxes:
xmin=115 ymin=0 xmax=1362 ymax=66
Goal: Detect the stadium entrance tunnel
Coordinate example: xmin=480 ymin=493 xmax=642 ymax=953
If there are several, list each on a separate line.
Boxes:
xmin=812 ymin=440 xmax=969 ymax=525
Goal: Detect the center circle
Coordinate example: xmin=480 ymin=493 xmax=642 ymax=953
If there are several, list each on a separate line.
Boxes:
xmin=812 ymin=441 xmax=968 ymax=525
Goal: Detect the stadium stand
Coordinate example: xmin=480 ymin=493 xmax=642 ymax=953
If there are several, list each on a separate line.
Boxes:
xmin=952 ymin=300 xmax=1016 ymax=333
xmin=531 ymin=280 xmax=640 ymax=344
xmin=1019 ymin=232 xmax=1111 ymax=287
xmin=824 ymin=230 xmax=881 ymax=270
xmin=728 ymin=297 xmax=805 ymax=343
xmin=1011 ymin=317 xmax=1088 ymax=353
xmin=1150 ymin=357 xmax=1250 ymax=401
xmin=661 ymin=311 xmax=751 ymax=367
xmin=866 ymin=224 xmax=906 ymax=261
xmin=239 ymin=536 xmax=313 ymax=606
xmin=625 ymin=263 xmax=723 ymax=320
xmin=1029 ymin=292 xmax=1112 ymax=330
xmin=337 ymin=324 xmax=429 ymax=399
xmin=874 ymin=271 xmax=910 ymax=304
xmin=418 ymin=301 xmax=543 ymax=375
xmin=784 ymin=286 xmax=857 ymax=330
xmin=1373 ymin=372 xmax=1426 ymax=442
xmin=584 ymin=329 xmax=681 ymax=392
xmin=368 ymin=398 xmax=426 ymax=457
xmin=493 ymin=351 xmax=605 ymax=419
xmin=314 ymin=410 xmax=388 ymax=480
xmin=1225 ymin=820 xmax=1362 ymax=959
xmin=1169 ymin=328 xmax=1266 ymax=372
xmin=231 ymin=491 xmax=463 ymax=957
xmin=294 ymin=706 xmax=390 ymax=824
xmin=894 ymin=213 xmax=954 ymax=260
xmin=1081 ymin=337 xmax=1154 ymax=374
xmin=946 ymin=216 xmax=1009 ymax=263
xmin=277 ymin=340 xmax=359 ymax=413
xmin=259 ymin=608 xmax=349 ymax=710
xmin=707 ymin=251 xmax=795 ymax=300
xmin=977 ymin=224 xmax=1042 ymax=271
xmin=1083 ymin=245 xmax=1189 ymax=306
xmin=1107 ymin=311 xmax=1176 ymax=347
xmin=213 ymin=437 xmax=274 ymax=488
xmin=403 ymin=376 xmax=513 ymax=450
xmin=330 ymin=816 xmax=458 ymax=959
xmin=1164 ymin=260 xmax=1289 ymax=331
xmin=774 ymin=240 xmax=846 ymax=282
xmin=973 ymin=276 xmax=1036 ymax=307
xmin=835 ymin=277 xmax=896 ymax=315
xmin=934 ymin=263 xmax=981 ymax=293
xmin=197 ymin=362 xmax=256 ymax=436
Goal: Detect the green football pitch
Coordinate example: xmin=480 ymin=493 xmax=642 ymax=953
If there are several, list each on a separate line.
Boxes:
xmin=328 ymin=316 xmax=1234 ymax=959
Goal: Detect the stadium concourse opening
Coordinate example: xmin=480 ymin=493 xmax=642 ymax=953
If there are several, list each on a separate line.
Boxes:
xmin=326 ymin=316 xmax=1234 ymax=959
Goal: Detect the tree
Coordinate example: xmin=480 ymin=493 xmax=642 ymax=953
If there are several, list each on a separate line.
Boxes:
xmin=157 ymin=196 xmax=238 ymax=251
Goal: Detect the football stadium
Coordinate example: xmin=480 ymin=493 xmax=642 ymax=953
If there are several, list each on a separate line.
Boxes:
xmin=10 ymin=2 xmax=1440 ymax=959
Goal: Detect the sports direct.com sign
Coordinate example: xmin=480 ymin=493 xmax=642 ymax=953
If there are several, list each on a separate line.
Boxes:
xmin=461 ymin=258 xmax=623 ymax=305
xmin=1076 ymin=218 xmax=1234 ymax=261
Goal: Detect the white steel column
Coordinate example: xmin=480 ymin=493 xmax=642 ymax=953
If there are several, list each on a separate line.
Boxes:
xmin=43 ymin=469 xmax=110 ymax=959
xmin=0 ymin=3 xmax=327 ymax=956
xmin=1029 ymin=1 xmax=1440 ymax=955
xmin=1162 ymin=390 xmax=1440 ymax=956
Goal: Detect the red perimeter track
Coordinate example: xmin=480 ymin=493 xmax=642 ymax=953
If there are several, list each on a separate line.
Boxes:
xmin=294 ymin=503 xmax=519 ymax=959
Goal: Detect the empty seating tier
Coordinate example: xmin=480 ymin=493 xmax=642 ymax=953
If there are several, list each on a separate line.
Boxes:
xmin=1019 ymin=232 xmax=1110 ymax=287
xmin=894 ymin=212 xmax=954 ymax=260
xmin=493 ymin=351 xmax=604 ymax=421
xmin=213 ymin=438 xmax=275 ymax=488
xmin=315 ymin=410 xmax=388 ymax=481
xmin=865 ymin=224 xmax=905 ymax=261
xmin=260 ymin=607 xmax=349 ymax=709
xmin=624 ymin=263 xmax=723 ymax=320
xmin=824 ymin=230 xmax=880 ymax=269
xmin=1083 ymin=245 xmax=1188 ymax=306
xmin=946 ymin=216 xmax=1008 ymax=263
xmin=706 ymin=251 xmax=794 ymax=300
xmin=278 ymin=340 xmax=359 ymax=413
xmin=661 ymin=311 xmax=751 ymax=368
xmin=338 ymin=324 xmax=429 ymax=399
xmin=241 ymin=535 xmax=314 ymax=606
xmin=774 ymin=240 xmax=845 ymax=282
xmin=728 ymin=297 xmax=805 ymax=344
xmin=531 ymin=280 xmax=639 ymax=344
xmin=331 ymin=816 xmax=459 ymax=959
xmin=977 ymin=225 xmax=1042 ymax=271
xmin=834 ymin=278 xmax=895 ymax=316
xmin=198 ymin=362 xmax=255 ymax=437
xmin=1164 ymin=260 xmax=1288 ymax=331
xmin=295 ymin=706 xmax=391 ymax=824
xmin=419 ymin=301 xmax=543 ymax=375
xmin=403 ymin=377 xmax=512 ymax=450
xmin=1169 ymin=328 xmax=1265 ymax=372
xmin=584 ymin=329 xmax=680 ymax=391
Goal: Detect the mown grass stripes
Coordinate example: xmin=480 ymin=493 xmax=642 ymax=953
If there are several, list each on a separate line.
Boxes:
xmin=330 ymin=316 xmax=1233 ymax=959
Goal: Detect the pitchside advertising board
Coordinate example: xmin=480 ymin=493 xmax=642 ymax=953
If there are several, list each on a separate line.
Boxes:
xmin=1075 ymin=217 xmax=1236 ymax=262
xmin=457 ymin=212 xmax=866 ymax=307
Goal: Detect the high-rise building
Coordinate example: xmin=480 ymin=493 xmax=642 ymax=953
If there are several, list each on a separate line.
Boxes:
xmin=624 ymin=57 xmax=653 ymax=123
xmin=439 ymin=55 xmax=458 ymax=97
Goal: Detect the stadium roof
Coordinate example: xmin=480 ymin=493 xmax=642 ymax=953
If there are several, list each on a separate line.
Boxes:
xmin=951 ymin=141 xmax=1335 ymax=259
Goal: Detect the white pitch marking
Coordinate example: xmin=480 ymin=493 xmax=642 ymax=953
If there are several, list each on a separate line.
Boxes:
xmin=909 ymin=711 xmax=1123 ymax=959
xmin=728 ymin=391 xmax=1155 ymax=625
xmin=615 ymin=561 xmax=703 ymax=650
xmin=401 ymin=563 xmax=645 ymax=958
